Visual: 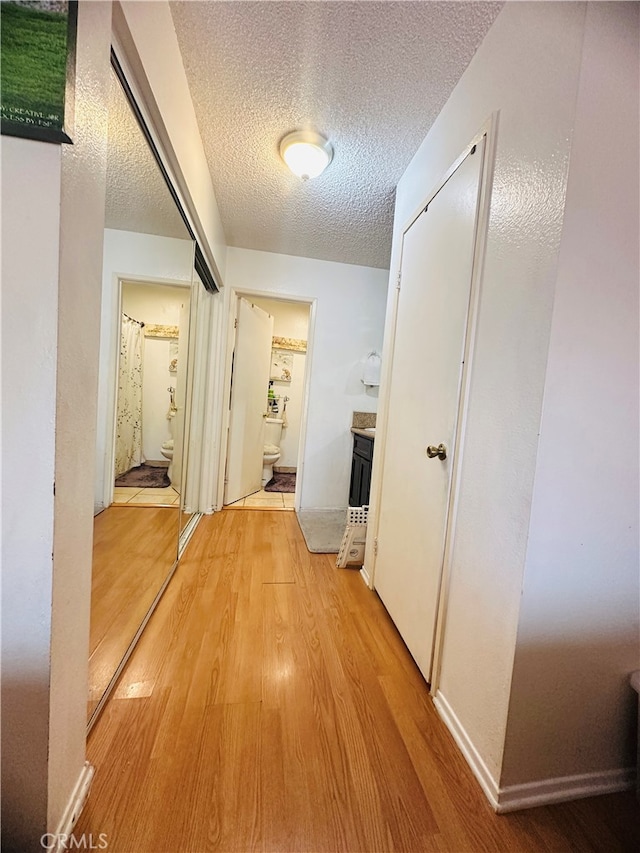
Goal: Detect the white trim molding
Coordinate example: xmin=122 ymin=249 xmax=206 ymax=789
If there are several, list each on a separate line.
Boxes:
xmin=359 ymin=565 xmax=371 ymax=588
xmin=496 ymin=767 xmax=636 ymax=814
xmin=433 ymin=690 xmax=500 ymax=809
xmin=434 ymin=690 xmax=636 ymax=813
xmin=51 ymin=762 xmax=95 ymax=851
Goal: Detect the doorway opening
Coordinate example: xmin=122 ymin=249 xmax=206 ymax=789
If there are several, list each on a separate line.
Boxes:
xmin=222 ymin=292 xmax=312 ymax=511
xmin=112 ymin=279 xmax=192 ymax=510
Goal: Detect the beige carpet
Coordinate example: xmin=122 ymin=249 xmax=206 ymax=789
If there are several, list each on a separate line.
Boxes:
xmin=296 ymin=509 xmax=347 ymax=553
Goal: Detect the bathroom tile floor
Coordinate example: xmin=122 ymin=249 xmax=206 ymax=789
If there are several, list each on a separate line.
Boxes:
xmin=112 ymin=486 xmax=180 ymax=507
xmin=226 ymin=489 xmax=295 ymax=510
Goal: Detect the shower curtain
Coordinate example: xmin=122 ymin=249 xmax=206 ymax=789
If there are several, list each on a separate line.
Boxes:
xmin=115 ymin=314 xmax=144 ymax=477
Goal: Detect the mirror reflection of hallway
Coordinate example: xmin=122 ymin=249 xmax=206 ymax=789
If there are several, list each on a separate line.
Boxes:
xmin=113 ymin=282 xmax=191 ymax=510
xmin=88 ymin=60 xmax=196 ymax=725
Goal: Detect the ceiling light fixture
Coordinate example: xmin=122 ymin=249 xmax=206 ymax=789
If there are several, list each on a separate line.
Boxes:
xmin=280 ymin=130 xmax=333 ymax=180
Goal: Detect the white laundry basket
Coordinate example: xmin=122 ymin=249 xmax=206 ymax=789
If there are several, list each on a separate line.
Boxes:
xmin=336 ymin=506 xmax=369 ymax=568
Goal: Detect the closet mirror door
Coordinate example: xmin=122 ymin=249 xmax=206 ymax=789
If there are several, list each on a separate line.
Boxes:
xmin=88 ymin=61 xmax=195 ymax=725
xmin=177 ymin=273 xmax=211 ymax=550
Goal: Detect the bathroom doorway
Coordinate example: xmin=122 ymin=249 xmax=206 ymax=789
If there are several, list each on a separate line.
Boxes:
xmin=112 ymin=279 xmax=192 ymax=510
xmin=222 ymin=292 xmax=312 ymax=511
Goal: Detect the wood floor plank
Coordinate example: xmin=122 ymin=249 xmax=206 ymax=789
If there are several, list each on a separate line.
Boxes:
xmin=260 ymin=706 xmax=292 ymax=852
xmin=77 ymin=510 xmax=640 ymax=852
xmin=78 ymin=690 xmax=171 ymax=849
xmin=88 ymin=505 xmax=179 ymax=718
xmin=266 ymin=558 xmax=427 ymax=850
xmin=211 ymin=517 xmax=264 ymax=704
xmin=263 ymin=580 xmax=370 ymax=852
xmin=378 ymin=671 xmax=494 ymax=852
xmin=262 ymin=581 xmax=339 ymax=850
xmin=289 ymin=549 xmax=440 ymax=848
xmin=130 ymin=700 xmax=209 ymax=851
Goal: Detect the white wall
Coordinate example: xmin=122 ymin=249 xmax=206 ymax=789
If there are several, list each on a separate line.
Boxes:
xmin=372 ymin=0 xmax=640 ymax=806
xmin=95 ymin=229 xmax=193 ymax=507
xmin=49 ymin=1 xmax=112 ymax=833
xmin=1 ymin=2 xmax=112 ymax=845
xmin=1 ymin=136 xmax=62 ymax=847
xmin=122 ymin=282 xmax=189 ymax=461
xmin=370 ymin=1 xmax=588 ymax=793
xmin=251 ymin=296 xmax=310 ymax=468
xmin=501 ymin=2 xmax=639 ymax=793
xmin=225 ymin=248 xmax=388 ymax=509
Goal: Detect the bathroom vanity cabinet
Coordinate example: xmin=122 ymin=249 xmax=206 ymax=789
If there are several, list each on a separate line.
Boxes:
xmin=349 ymin=431 xmax=374 ymax=507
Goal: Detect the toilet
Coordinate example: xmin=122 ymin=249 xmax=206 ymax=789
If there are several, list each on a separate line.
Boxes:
xmin=161 ymin=407 xmax=176 ymax=484
xmin=262 ymin=416 xmax=284 ymax=487
xmin=160 ymin=439 xmax=174 ymax=483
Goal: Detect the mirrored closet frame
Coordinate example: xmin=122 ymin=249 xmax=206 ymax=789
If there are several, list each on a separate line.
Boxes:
xmin=110 ymin=48 xmax=219 ymax=296
xmin=87 ymin=47 xmax=221 ymax=733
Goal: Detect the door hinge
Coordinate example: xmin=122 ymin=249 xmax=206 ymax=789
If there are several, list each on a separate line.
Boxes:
xmin=395 ymin=272 xmax=402 ymax=291
xmin=234 ymin=317 xmax=238 ymax=329
xmin=373 ymin=537 xmax=378 ymax=556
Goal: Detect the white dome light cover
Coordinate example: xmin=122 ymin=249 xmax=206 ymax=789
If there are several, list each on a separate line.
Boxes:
xmin=280 ymin=130 xmax=333 ymax=180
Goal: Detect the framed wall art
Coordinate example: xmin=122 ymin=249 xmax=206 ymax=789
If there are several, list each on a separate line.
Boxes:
xmin=272 ymin=336 xmax=306 ymax=353
xmin=270 ymin=348 xmax=293 ymax=383
xmin=1 ymin=0 xmax=77 ymax=144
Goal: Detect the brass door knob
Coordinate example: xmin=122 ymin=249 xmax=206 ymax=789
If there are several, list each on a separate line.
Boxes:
xmin=426 ymin=443 xmax=447 ymax=460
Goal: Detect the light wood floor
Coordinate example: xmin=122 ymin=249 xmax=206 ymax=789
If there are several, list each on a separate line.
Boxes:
xmin=89 ymin=505 xmax=179 ymax=719
xmin=78 ymin=510 xmax=639 ymax=852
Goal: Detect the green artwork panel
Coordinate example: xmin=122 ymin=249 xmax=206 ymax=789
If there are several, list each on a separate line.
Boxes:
xmin=1 ymin=1 xmax=75 ymax=143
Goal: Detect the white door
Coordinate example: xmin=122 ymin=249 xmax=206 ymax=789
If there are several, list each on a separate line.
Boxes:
xmin=224 ymin=298 xmax=274 ymax=504
xmin=374 ymin=141 xmax=484 ymax=682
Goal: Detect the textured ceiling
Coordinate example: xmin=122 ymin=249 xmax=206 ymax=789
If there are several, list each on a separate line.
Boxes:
xmin=170 ymin=1 xmax=502 ymax=269
xmin=105 ymin=69 xmax=190 ymax=240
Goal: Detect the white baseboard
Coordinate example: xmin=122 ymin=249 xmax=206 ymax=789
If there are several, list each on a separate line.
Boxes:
xmin=496 ymin=767 xmax=636 ymax=813
xmin=360 ymin=565 xmax=371 ymax=587
xmin=434 ymin=690 xmax=636 ymax=813
xmin=52 ymin=761 xmax=95 ymax=851
xmin=178 ymin=511 xmax=202 ymax=558
xmin=433 ymin=690 xmax=500 ymax=809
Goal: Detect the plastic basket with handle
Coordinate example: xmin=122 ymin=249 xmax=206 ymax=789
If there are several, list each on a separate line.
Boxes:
xmin=346 ymin=505 xmax=368 ymax=526
xmin=336 ymin=506 xmax=369 ymax=568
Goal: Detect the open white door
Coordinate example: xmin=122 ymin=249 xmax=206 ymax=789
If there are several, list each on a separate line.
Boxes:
xmin=224 ymin=298 xmax=274 ymax=504
xmin=374 ymin=141 xmax=484 ymax=682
